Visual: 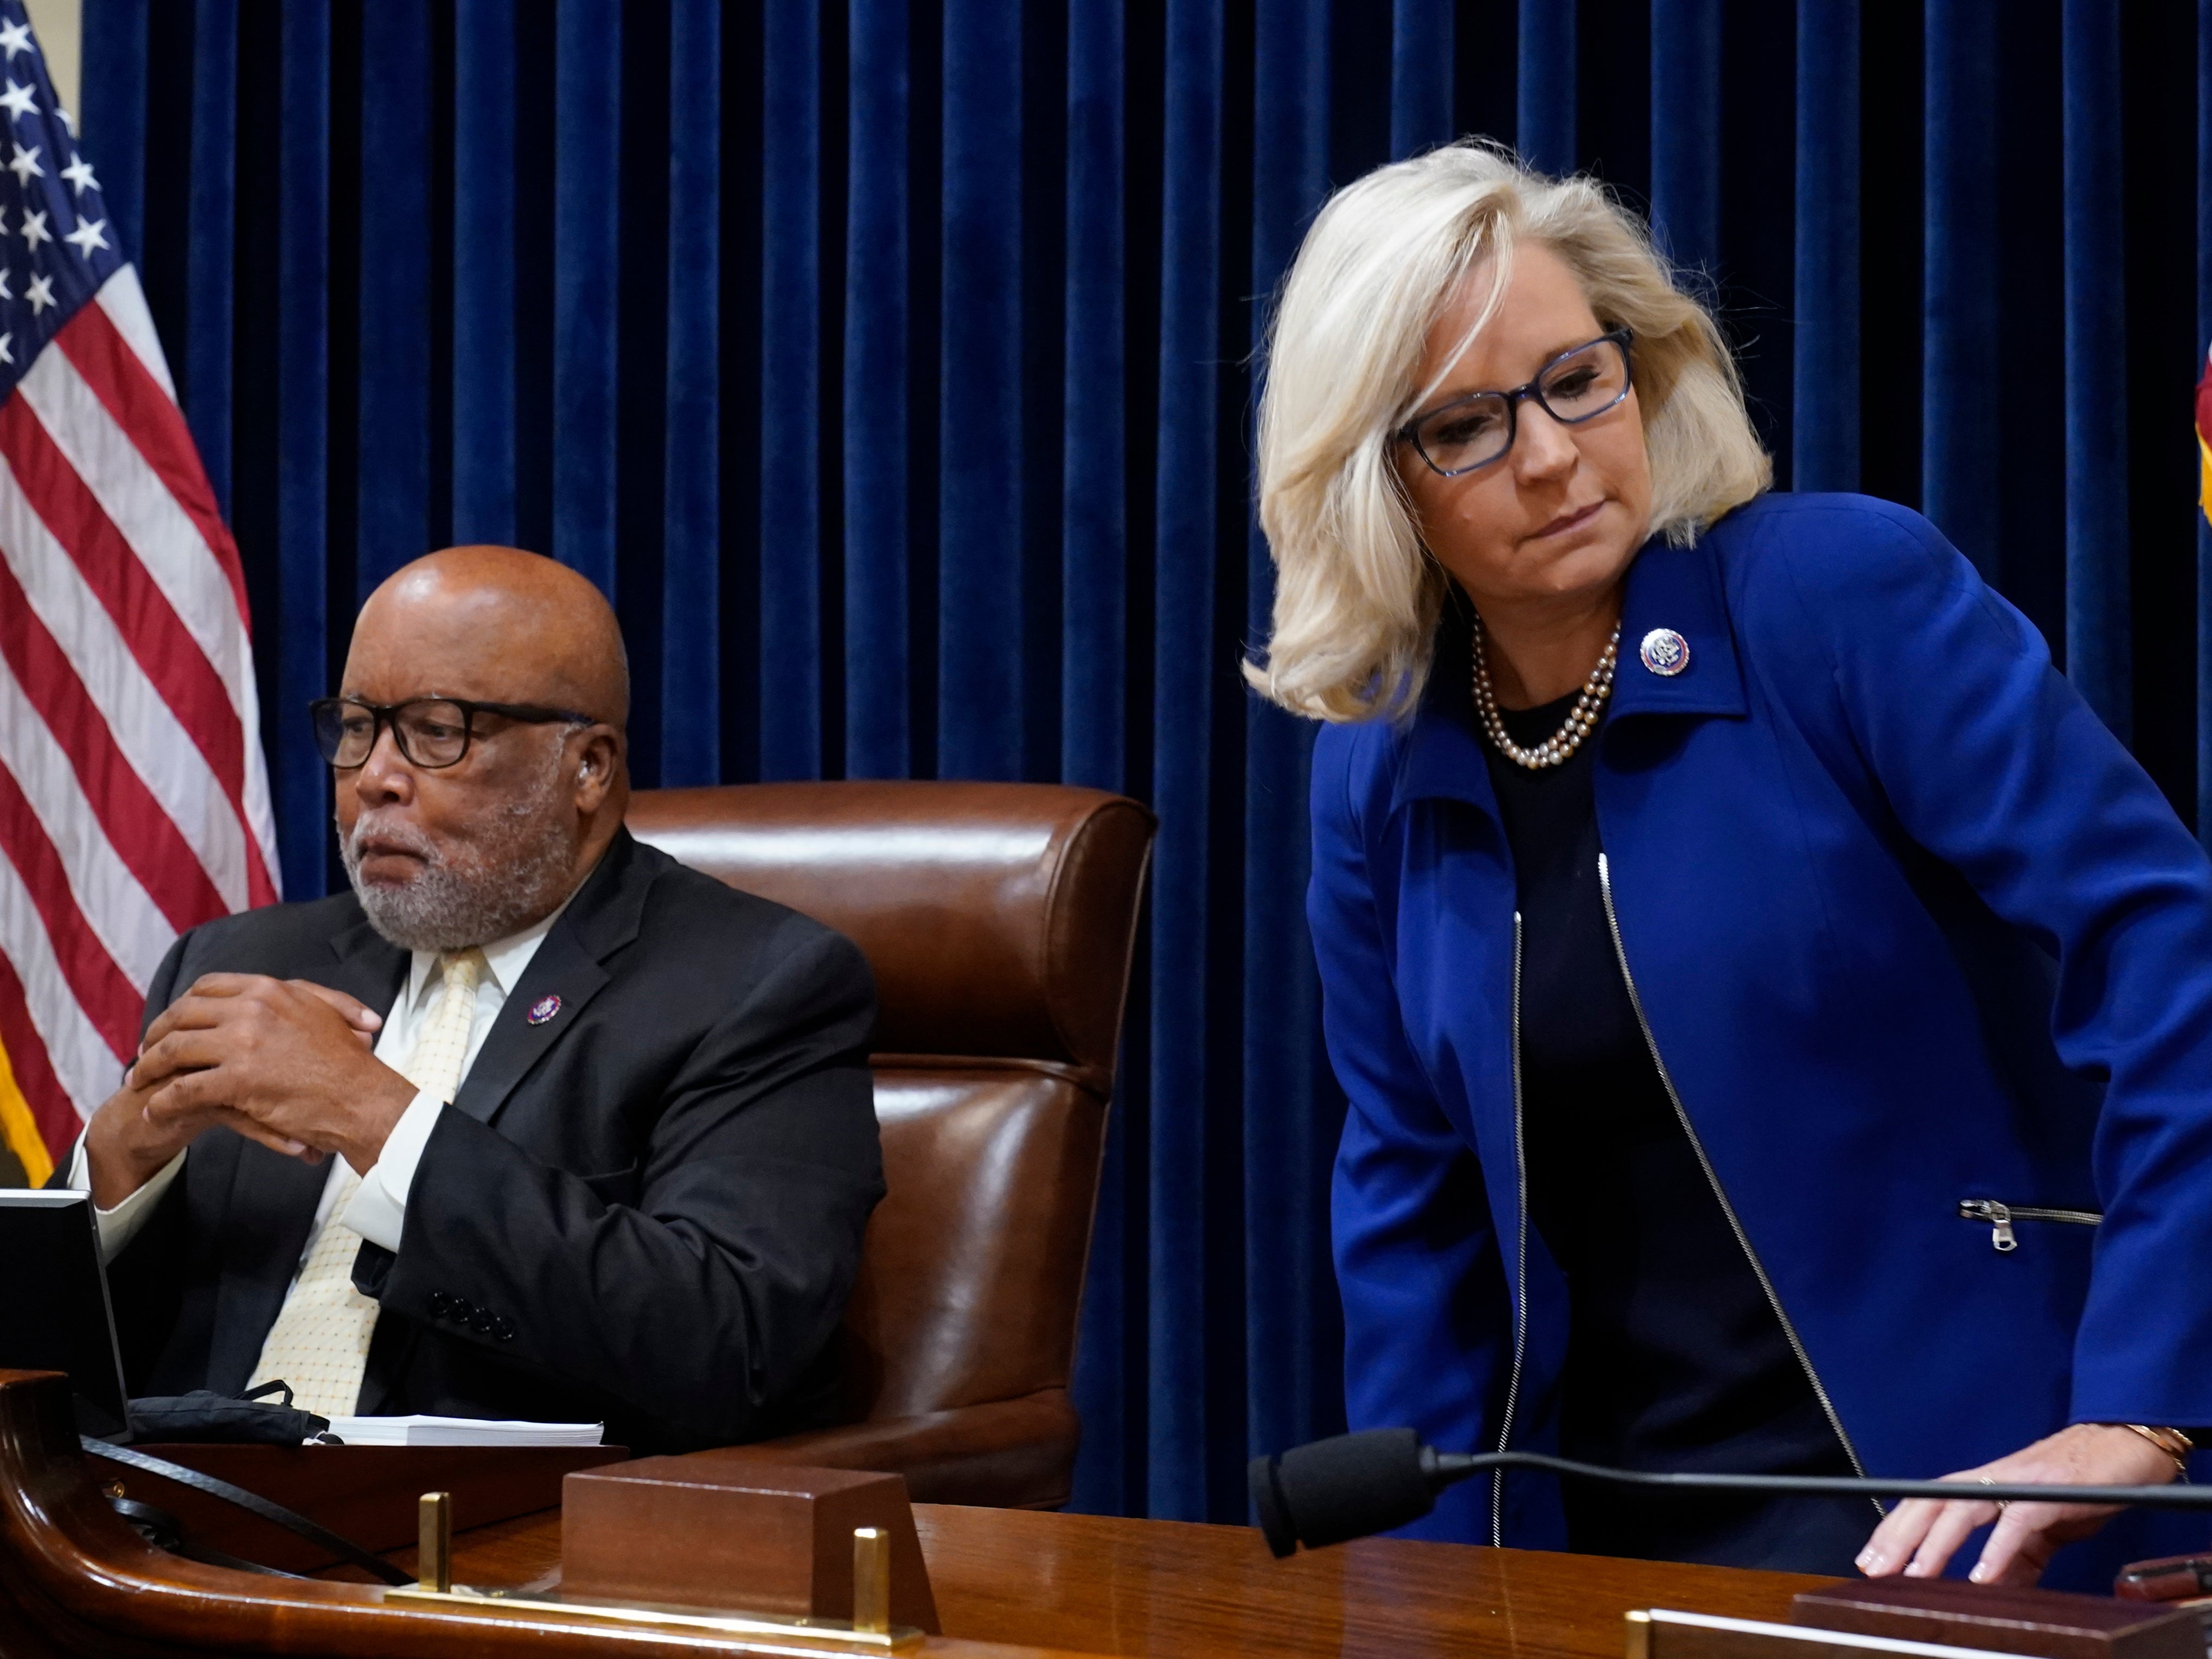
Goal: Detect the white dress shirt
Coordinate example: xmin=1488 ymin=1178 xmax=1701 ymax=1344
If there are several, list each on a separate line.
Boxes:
xmin=67 ymin=895 xmax=574 ymax=1268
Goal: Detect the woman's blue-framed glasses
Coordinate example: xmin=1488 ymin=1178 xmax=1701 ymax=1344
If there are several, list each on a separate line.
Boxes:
xmin=1397 ymin=328 xmax=1635 ymax=478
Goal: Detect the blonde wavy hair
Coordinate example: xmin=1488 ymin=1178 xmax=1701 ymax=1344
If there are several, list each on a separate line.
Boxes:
xmin=1245 ymin=141 xmax=1770 ymax=723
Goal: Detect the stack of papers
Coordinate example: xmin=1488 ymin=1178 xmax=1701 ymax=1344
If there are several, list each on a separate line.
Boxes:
xmin=321 ymin=1414 xmax=603 ymax=1447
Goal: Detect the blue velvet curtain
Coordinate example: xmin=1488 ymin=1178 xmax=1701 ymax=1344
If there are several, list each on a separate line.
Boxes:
xmin=77 ymin=0 xmax=2211 ymax=1523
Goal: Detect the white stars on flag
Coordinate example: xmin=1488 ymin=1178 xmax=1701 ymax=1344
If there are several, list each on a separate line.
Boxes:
xmin=0 ymin=10 xmax=128 ymax=387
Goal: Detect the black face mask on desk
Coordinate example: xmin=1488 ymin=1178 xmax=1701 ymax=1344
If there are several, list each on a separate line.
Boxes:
xmin=124 ymin=1382 xmax=333 ymax=1446
xmin=81 ymin=1382 xmax=408 ymax=1588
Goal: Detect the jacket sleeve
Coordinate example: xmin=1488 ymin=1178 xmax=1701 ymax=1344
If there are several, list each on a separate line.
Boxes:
xmin=362 ymin=923 xmax=884 ymax=1445
xmin=101 ymin=928 xmax=201 ymax=1380
xmin=1776 ymin=500 xmax=2212 ymax=1426
xmin=1309 ymin=724 xmax=1511 ymax=1536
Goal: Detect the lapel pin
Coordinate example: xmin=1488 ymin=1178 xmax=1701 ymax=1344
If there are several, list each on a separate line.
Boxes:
xmin=1639 ymin=628 xmax=1690 ymax=677
xmin=526 ymin=994 xmax=562 ymax=1026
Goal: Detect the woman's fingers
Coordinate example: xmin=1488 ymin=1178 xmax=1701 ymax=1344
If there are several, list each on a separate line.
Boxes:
xmin=1971 ymin=1494 xmax=2121 ymax=1585
xmin=1971 ymin=1505 xmax=2063 ymax=1585
xmin=1904 ymin=1496 xmax=2002 ymax=1578
xmin=1861 ymin=1483 xmax=2001 ymax=1578
xmin=1858 ymin=1496 xmax=1942 ymax=1575
xmin=1861 ymin=1427 xmax=2165 ymax=1585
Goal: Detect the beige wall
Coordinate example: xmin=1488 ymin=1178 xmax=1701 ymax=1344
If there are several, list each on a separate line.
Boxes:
xmin=23 ymin=0 xmax=78 ymax=124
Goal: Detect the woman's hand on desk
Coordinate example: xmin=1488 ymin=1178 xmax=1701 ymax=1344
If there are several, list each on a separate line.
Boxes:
xmin=1854 ymin=1422 xmax=2179 ymax=1585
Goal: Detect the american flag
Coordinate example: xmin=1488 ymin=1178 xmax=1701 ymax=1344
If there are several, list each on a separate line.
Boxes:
xmin=0 ymin=2 xmax=278 ymax=1186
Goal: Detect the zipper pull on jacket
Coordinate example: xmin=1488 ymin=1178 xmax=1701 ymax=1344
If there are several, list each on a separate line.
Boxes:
xmin=1959 ymin=1199 xmax=2017 ymax=1252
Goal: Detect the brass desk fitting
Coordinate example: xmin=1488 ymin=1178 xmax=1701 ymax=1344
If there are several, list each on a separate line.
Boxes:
xmin=853 ymin=1526 xmax=891 ymax=1635
xmin=386 ymin=1499 xmax=922 ymax=1654
xmin=416 ymin=1491 xmax=451 ymax=1594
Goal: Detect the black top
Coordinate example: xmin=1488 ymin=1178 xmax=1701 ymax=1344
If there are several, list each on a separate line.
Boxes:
xmin=1481 ymin=688 xmax=1865 ymax=1573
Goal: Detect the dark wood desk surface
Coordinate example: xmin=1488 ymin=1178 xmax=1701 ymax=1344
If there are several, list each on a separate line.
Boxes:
xmin=0 ymin=1371 xmax=1832 ymax=1659
xmin=425 ymin=1500 xmax=1836 ymax=1659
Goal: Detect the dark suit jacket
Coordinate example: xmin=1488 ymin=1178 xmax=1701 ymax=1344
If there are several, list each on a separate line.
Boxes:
xmin=108 ymin=828 xmax=883 ymax=1453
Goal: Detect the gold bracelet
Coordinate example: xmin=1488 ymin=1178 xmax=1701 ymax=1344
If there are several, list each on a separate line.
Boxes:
xmin=2112 ymin=1424 xmax=2195 ymax=1479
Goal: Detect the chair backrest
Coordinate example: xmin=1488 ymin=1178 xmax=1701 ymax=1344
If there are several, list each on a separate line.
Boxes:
xmin=625 ymin=781 xmax=1154 ymax=1422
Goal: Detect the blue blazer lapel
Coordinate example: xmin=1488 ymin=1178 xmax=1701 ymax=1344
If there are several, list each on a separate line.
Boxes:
xmin=1391 ymin=596 xmax=1506 ymax=819
xmin=1609 ymin=534 xmax=1748 ymax=722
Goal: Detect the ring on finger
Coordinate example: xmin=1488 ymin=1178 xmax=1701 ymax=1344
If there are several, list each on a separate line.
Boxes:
xmin=1978 ymin=1476 xmax=2008 ymax=1512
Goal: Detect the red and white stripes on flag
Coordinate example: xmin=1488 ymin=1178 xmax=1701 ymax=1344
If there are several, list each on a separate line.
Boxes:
xmin=0 ymin=265 xmax=278 ymax=1185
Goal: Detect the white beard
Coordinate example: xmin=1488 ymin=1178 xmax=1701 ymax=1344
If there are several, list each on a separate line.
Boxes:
xmin=338 ymin=749 xmax=579 ymax=952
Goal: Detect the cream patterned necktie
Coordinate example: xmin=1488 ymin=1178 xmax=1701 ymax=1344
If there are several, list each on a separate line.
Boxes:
xmin=248 ymin=949 xmax=487 ymax=1417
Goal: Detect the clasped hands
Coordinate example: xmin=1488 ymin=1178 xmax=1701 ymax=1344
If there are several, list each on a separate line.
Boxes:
xmin=1858 ymin=1421 xmax=2183 ymax=1584
xmin=86 ymin=974 xmax=415 ymax=1209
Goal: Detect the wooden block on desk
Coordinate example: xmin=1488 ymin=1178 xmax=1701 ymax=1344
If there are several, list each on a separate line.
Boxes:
xmin=561 ymin=1453 xmax=940 ymax=1633
xmin=124 ymin=1443 xmax=628 ymax=1574
xmin=1793 ymin=1577 xmax=2204 ymax=1659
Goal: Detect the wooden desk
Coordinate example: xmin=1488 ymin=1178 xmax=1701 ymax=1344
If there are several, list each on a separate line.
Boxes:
xmin=913 ymin=1508 xmax=1829 ymax=1659
xmin=0 ymin=1370 xmax=1830 ymax=1659
xmin=406 ymin=1488 xmax=1830 ymax=1659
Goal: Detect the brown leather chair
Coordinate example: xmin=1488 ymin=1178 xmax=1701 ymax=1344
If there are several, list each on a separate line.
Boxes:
xmin=624 ymin=781 xmax=1154 ymax=1508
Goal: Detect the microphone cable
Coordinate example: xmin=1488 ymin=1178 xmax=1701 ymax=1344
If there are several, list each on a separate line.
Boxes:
xmin=1251 ymin=1429 xmax=2212 ymax=1557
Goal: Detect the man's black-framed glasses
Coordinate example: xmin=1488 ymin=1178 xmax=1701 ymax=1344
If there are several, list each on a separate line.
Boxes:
xmin=309 ymin=696 xmax=594 ymax=770
xmin=1397 ymin=328 xmax=1634 ymax=478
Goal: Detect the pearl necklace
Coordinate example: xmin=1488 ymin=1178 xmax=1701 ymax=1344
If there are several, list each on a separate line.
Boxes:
xmin=1470 ymin=616 xmax=1620 ymax=769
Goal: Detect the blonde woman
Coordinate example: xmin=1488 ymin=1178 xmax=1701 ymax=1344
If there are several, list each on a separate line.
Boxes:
xmin=1256 ymin=141 xmax=2212 ymax=1586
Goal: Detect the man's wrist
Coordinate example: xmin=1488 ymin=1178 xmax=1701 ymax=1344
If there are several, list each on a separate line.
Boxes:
xmin=339 ymin=1088 xmax=445 ymax=1252
xmin=84 ymin=1094 xmax=173 ymax=1207
xmin=335 ymin=1064 xmax=427 ymax=1174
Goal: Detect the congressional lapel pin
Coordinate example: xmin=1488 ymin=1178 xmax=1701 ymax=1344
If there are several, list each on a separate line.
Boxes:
xmin=1638 ymin=628 xmax=1691 ymax=677
xmin=526 ymin=994 xmax=562 ymax=1026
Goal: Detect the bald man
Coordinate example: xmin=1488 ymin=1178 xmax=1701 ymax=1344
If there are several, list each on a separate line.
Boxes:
xmin=68 ymin=548 xmax=883 ymax=1452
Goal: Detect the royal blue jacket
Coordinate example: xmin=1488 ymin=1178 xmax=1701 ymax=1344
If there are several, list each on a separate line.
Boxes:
xmin=1309 ymin=493 xmax=2212 ymax=1587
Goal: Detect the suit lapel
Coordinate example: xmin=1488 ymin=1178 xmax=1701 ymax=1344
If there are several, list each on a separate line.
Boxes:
xmin=208 ymin=914 xmax=407 ymax=1393
xmin=450 ymin=831 xmax=651 ymax=1128
xmin=452 ymin=931 xmax=610 ymax=1125
xmin=325 ymin=916 xmax=413 ymax=1017
xmin=206 ymin=1143 xmax=330 ymax=1393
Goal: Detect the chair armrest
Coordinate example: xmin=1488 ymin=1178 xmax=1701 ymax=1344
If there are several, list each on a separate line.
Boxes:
xmin=725 ymin=1390 xmax=1081 ymax=1510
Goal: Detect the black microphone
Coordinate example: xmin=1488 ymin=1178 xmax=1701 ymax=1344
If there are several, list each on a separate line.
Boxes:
xmin=1249 ymin=1431 xmax=2212 ymax=1559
